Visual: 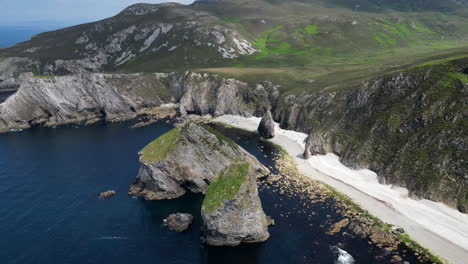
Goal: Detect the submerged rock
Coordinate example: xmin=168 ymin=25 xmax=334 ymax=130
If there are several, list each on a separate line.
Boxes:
xmin=258 ymin=110 xmax=275 ymax=139
xmin=129 ymin=121 xmax=269 ymax=200
xmin=164 ymin=213 xmax=194 ymax=232
xmin=201 ymin=162 xmax=270 ymax=246
xmin=99 ymin=190 xmax=117 ymax=199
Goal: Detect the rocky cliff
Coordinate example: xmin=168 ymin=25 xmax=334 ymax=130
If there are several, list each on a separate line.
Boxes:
xmin=0 ymin=72 xmax=171 ymax=132
xmin=129 ymin=121 xmax=269 ymax=200
xmin=1 ymin=58 xmax=466 ymax=211
xmin=0 ymin=71 xmax=275 ymax=133
xmin=201 ymin=162 xmax=270 ymax=246
xmin=274 ymin=58 xmax=468 ymax=211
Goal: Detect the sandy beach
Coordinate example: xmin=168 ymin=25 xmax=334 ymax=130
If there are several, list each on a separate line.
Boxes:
xmin=214 ymin=115 xmax=468 ymax=264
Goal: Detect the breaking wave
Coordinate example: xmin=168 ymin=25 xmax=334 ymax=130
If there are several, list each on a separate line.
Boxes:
xmin=331 ymin=246 xmax=355 ymax=264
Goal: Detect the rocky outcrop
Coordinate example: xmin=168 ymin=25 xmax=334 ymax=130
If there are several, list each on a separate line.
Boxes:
xmin=0 ymin=57 xmax=37 ymax=92
xmin=0 ymin=72 xmax=171 ymax=132
xmin=164 ymin=213 xmax=194 ymax=232
xmin=0 ymin=71 xmax=275 ymax=133
xmin=129 ymin=121 xmax=269 ymax=200
xmin=257 ymin=110 xmax=275 ymax=139
xmin=201 ymin=162 xmax=270 ymax=246
xmin=99 ymin=190 xmax=117 ymax=199
xmin=304 ymin=131 xmax=343 ymax=159
xmin=169 ymin=72 xmax=277 ymax=117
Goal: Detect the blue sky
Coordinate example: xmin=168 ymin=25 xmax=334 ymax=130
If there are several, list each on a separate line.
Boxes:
xmin=0 ymin=0 xmax=194 ymax=25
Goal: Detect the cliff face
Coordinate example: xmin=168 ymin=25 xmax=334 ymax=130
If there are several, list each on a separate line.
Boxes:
xmin=0 ymin=72 xmax=274 ymax=133
xmin=201 ymin=162 xmax=270 ymax=246
xmin=274 ymin=59 xmax=468 ymax=210
xmin=0 ymin=59 xmax=466 ymax=210
xmin=129 ymin=122 xmax=269 ymax=200
xmin=0 ymin=72 xmax=171 ymax=132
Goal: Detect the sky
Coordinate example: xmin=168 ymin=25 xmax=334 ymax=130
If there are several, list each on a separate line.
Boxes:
xmin=0 ymin=0 xmax=195 ymax=26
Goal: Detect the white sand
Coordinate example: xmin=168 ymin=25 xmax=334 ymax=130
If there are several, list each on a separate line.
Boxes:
xmin=214 ymin=115 xmax=468 ymax=264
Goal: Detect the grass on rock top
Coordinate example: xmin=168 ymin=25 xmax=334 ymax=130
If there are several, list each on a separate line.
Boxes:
xmin=202 ymin=162 xmax=249 ymax=214
xmin=140 ymin=128 xmax=181 ymax=163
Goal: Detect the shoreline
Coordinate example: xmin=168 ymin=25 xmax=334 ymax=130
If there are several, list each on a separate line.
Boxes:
xmin=213 ymin=114 xmax=468 ymax=264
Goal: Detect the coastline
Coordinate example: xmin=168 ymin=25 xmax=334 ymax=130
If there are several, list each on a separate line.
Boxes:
xmin=213 ymin=114 xmax=468 ymax=264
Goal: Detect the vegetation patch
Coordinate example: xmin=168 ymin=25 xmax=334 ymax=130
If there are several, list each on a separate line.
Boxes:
xmin=140 ymin=128 xmax=181 ymax=162
xmin=304 ymin=24 xmax=319 ymax=35
xmin=202 ymin=162 xmax=249 ymax=213
xmin=33 ymin=75 xmax=55 ymax=79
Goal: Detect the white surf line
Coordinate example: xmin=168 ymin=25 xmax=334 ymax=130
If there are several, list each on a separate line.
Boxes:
xmin=214 ymin=115 xmax=468 ymax=264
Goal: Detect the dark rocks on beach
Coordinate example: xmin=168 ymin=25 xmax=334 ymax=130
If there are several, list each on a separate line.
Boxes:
xmin=258 ymin=110 xmax=275 ymax=139
xmin=391 ymin=226 xmax=406 ymax=235
xmin=457 ymin=203 xmax=466 ymax=214
xmin=164 ymin=213 xmax=194 ymax=232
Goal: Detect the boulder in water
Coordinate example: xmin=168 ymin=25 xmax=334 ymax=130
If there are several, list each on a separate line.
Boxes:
xmin=164 ymin=213 xmax=194 ymax=232
xmin=99 ymin=190 xmax=117 ymax=199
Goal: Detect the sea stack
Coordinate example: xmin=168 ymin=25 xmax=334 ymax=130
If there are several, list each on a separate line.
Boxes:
xmin=201 ymin=162 xmax=270 ymax=246
xmin=129 ymin=121 xmax=269 ymax=200
xmin=258 ymin=110 xmax=275 ymax=139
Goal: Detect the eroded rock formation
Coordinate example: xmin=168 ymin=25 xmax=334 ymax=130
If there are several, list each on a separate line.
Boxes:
xmin=0 ymin=72 xmax=275 ymax=133
xmin=258 ymin=110 xmax=275 ymax=139
xmin=201 ymin=162 xmax=270 ymax=246
xmin=129 ymin=121 xmax=269 ymax=200
xmin=164 ymin=213 xmax=194 ymax=232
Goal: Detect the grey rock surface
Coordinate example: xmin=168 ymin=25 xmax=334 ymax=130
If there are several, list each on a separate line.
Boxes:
xmin=129 ymin=121 xmax=269 ymax=200
xmin=0 ymin=72 xmax=274 ymax=133
xmin=165 ymin=213 xmax=194 ymax=232
xmin=201 ymin=163 xmax=270 ymax=246
xmin=257 ymin=110 xmax=275 ymax=139
xmin=0 ymin=72 xmax=171 ymax=133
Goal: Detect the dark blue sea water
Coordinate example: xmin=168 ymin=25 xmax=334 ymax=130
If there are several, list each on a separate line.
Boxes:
xmin=0 ymin=27 xmax=41 ymax=48
xmin=0 ymin=122 xmax=422 ymax=264
xmin=0 ymin=92 xmax=13 ymax=103
xmin=0 ymin=24 xmax=76 ymax=48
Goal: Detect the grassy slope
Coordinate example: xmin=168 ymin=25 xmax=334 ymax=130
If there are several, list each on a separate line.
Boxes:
xmin=1 ymin=0 xmax=467 ymax=74
xmin=194 ymin=0 xmax=468 ymax=69
xmin=202 ymin=162 xmax=249 ymax=213
xmin=140 ymin=128 xmax=181 ymax=162
xmin=190 ymin=0 xmax=468 ymax=102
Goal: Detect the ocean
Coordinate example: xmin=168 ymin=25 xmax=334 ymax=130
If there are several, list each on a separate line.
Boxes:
xmin=0 ymin=121 xmax=426 ymax=264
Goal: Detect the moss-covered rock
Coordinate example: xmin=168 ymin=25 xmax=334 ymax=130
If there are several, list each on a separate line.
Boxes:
xmin=201 ymin=162 xmax=270 ymax=246
xmin=129 ymin=121 xmax=269 ymax=200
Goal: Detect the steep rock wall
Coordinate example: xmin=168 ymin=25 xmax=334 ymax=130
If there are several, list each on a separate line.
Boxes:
xmin=274 ymin=59 xmax=468 ymax=210
xmin=0 ymin=72 xmax=274 ymax=133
